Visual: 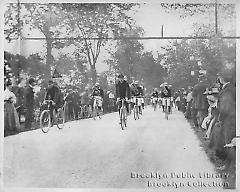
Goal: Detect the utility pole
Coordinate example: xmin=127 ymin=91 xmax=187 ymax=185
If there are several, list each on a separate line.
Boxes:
xmin=161 ymin=25 xmax=164 ymax=38
xmin=17 ymin=0 xmax=21 ymax=83
xmin=215 ymin=0 xmax=218 ymax=34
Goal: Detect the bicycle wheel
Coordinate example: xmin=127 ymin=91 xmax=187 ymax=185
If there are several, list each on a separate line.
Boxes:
xmin=154 ymin=103 xmax=157 ymax=111
xmin=133 ymin=105 xmax=137 ymax=120
xmin=98 ymin=107 xmax=103 ymax=119
xmin=72 ymin=107 xmax=76 ymax=120
xmin=92 ymin=106 xmax=97 ymax=120
xmin=164 ymin=102 xmax=169 ymax=120
xmin=88 ymin=105 xmax=93 ymax=118
xmin=123 ymin=108 xmax=127 ymax=127
xmin=120 ymin=108 xmax=126 ymax=130
xmin=40 ymin=110 xmax=51 ymax=133
xmin=136 ymin=105 xmax=140 ymax=119
xmin=56 ymin=108 xmax=65 ymax=129
xmin=128 ymin=103 xmax=132 ymax=115
xmin=78 ymin=106 xmax=83 ymax=119
xmin=139 ymin=106 xmax=142 ymax=115
xmin=165 ymin=110 xmax=169 ymax=120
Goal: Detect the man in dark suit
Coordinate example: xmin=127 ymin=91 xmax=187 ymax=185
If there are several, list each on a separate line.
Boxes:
xmin=116 ymin=74 xmax=131 ymax=114
xmin=212 ymin=70 xmax=236 ymax=160
xmin=44 ymin=80 xmax=63 ymax=125
xmin=192 ymin=75 xmax=209 ymax=128
xmin=24 ymin=78 xmax=36 ymax=130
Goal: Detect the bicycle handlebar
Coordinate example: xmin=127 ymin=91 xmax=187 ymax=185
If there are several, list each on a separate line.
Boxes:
xmin=43 ymin=100 xmax=55 ymax=105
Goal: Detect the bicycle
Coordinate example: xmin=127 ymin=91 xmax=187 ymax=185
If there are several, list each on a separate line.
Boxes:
xmin=163 ymin=97 xmax=171 ymax=120
xmin=92 ymin=96 xmax=103 ymax=120
xmin=139 ymin=96 xmax=144 ymax=114
xmin=152 ymin=97 xmax=158 ymax=111
xmin=158 ymin=98 xmax=162 ymax=109
xmin=40 ymin=100 xmax=66 ymax=133
xmin=119 ymin=98 xmax=127 ymax=130
xmin=128 ymin=102 xmax=132 ymax=115
xmin=133 ymin=97 xmax=140 ymax=120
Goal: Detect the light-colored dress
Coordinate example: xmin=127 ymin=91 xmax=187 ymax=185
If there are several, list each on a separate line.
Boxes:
xmin=4 ymin=88 xmax=20 ymax=132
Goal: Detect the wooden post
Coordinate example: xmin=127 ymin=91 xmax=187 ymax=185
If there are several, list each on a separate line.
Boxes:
xmin=161 ymin=25 xmax=164 ymax=37
xmin=17 ymin=0 xmax=21 ymax=82
xmin=215 ymin=0 xmax=218 ymax=34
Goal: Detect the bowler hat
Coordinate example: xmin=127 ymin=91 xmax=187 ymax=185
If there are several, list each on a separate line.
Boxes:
xmin=211 ymin=87 xmax=219 ymax=94
xmin=118 ymin=74 xmax=124 ymax=78
xmin=28 ymin=77 xmax=35 ymax=85
xmin=203 ymin=88 xmax=210 ymax=95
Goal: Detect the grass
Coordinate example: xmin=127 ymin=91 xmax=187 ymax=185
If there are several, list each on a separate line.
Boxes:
xmin=187 ymin=118 xmax=236 ymax=189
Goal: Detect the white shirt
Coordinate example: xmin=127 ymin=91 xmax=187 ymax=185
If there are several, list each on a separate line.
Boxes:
xmin=222 ymin=82 xmax=230 ymax=90
xmin=109 ymin=92 xmax=115 ymax=99
xmin=186 ymin=92 xmax=192 ymax=102
xmin=4 ymin=88 xmax=17 ymax=104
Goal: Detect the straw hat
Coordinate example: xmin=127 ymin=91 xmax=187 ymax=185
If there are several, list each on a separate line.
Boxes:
xmin=203 ymin=88 xmax=210 ymax=95
xmin=211 ymin=87 xmax=219 ymax=94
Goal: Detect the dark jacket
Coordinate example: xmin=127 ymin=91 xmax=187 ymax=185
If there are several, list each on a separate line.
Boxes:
xmin=161 ymin=86 xmax=172 ymax=98
xmin=91 ymin=88 xmax=104 ymax=98
xmin=192 ymin=81 xmax=209 ymax=110
xmin=65 ymin=91 xmax=80 ymax=105
xmin=24 ymin=85 xmax=34 ymax=108
xmin=116 ymin=80 xmax=130 ymax=99
xmin=45 ymin=85 xmax=63 ymax=108
xmin=218 ymin=83 xmax=236 ymax=144
xmin=13 ymin=86 xmax=25 ymax=107
xmin=218 ymin=83 xmax=236 ymax=121
xmin=152 ymin=91 xmax=159 ymax=98
xmin=131 ymin=85 xmax=143 ymax=97
xmin=210 ymin=83 xmax=236 ymax=158
xmin=80 ymin=91 xmax=90 ymax=105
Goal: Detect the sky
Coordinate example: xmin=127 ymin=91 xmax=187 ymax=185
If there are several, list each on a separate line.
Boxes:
xmin=3 ymin=2 xmax=232 ymax=73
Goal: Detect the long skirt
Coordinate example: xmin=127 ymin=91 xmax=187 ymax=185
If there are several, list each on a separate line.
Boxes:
xmin=4 ymin=102 xmax=20 ymax=132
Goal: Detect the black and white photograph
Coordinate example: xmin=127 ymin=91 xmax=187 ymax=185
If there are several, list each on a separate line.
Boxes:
xmin=1 ymin=0 xmax=239 ymax=190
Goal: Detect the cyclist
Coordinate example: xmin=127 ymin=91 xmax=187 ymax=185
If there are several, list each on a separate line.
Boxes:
xmin=130 ymin=81 xmax=143 ymax=113
xmin=160 ymin=82 xmax=172 ymax=113
xmin=44 ymin=79 xmax=64 ymax=126
xmin=140 ymin=84 xmax=145 ymax=109
xmin=91 ymin=83 xmax=104 ymax=112
xmin=116 ymin=74 xmax=131 ymax=116
xmin=151 ymin=88 xmax=159 ymax=107
xmin=80 ymin=87 xmax=91 ymax=117
xmin=108 ymin=90 xmax=115 ymax=112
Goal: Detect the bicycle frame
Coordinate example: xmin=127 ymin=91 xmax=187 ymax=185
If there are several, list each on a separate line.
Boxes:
xmin=163 ymin=97 xmax=171 ymax=120
xmin=40 ymin=100 xmax=65 ymax=133
xmin=119 ymin=98 xmax=127 ymax=129
xmin=92 ymin=96 xmax=103 ymax=120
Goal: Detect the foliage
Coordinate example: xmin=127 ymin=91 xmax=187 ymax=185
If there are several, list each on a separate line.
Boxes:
xmin=105 ymin=27 xmax=167 ymax=92
xmin=106 ymin=38 xmax=143 ymax=81
xmin=163 ymin=34 xmax=235 ymax=91
xmin=59 ymin=3 xmax=137 ymax=83
xmin=4 ymin=52 xmax=14 ymax=85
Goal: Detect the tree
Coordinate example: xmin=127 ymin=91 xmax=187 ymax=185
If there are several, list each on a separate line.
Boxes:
xmin=106 ymin=27 xmax=144 ymax=82
xmin=52 ymin=54 xmax=90 ymax=91
xmin=158 ymin=3 xmax=236 ymax=90
xmin=27 ymin=53 xmax=47 ymax=76
xmin=4 ymin=52 xmax=14 ymax=85
xmin=59 ymin=3 xmax=137 ymax=84
xmin=4 ymin=51 xmax=29 ymax=82
xmin=137 ymin=52 xmax=167 ymax=91
xmin=161 ymin=3 xmax=236 ymax=36
xmin=5 ymin=3 xmax=64 ymax=78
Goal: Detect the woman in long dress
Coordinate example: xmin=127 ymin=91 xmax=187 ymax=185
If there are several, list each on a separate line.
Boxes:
xmin=4 ymin=81 xmax=20 ymax=133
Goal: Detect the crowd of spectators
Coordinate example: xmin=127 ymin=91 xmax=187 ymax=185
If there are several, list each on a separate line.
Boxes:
xmin=173 ymin=70 xmax=236 ymax=185
xmin=4 ymin=77 xmax=118 ymax=136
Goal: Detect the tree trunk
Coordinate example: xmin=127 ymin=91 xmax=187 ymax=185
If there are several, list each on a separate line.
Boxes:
xmin=91 ymin=66 xmax=97 ymax=85
xmin=45 ymin=39 xmax=53 ymax=79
